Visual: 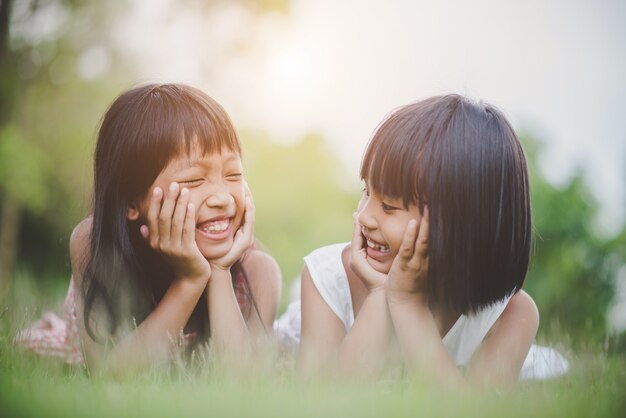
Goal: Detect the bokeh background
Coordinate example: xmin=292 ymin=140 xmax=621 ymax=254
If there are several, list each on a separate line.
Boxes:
xmin=0 ymin=0 xmax=625 ymax=348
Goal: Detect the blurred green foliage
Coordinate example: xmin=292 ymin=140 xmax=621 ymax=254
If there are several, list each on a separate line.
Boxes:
xmin=522 ymin=136 xmax=626 ymax=345
xmin=0 ymin=0 xmax=624 ymax=345
xmin=241 ymin=130 xmax=360 ymax=298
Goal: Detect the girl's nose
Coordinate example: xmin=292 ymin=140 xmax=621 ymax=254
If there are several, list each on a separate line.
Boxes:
xmin=203 ymin=187 xmax=233 ymax=209
xmin=357 ymin=202 xmax=377 ymax=231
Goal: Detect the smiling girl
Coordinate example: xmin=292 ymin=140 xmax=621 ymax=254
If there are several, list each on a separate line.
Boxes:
xmin=291 ymin=95 xmax=567 ymax=387
xmin=19 ymin=84 xmax=281 ymax=375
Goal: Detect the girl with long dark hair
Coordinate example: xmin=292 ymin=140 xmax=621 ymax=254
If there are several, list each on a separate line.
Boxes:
xmin=62 ymin=83 xmax=281 ymax=375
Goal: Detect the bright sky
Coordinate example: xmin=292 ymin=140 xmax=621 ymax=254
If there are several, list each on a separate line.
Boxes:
xmin=112 ymin=0 xmax=626 ymax=234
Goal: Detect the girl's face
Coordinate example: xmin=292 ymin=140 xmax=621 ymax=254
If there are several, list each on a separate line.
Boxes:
xmin=357 ymin=180 xmax=422 ymax=274
xmin=131 ymin=143 xmax=245 ymax=260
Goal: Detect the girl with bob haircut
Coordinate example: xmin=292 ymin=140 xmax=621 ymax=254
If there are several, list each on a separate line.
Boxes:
xmin=17 ymin=83 xmax=281 ymax=375
xmin=289 ymin=94 xmax=567 ymax=387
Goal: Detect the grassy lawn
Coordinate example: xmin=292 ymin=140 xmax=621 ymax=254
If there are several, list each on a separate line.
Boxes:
xmin=1 ymin=274 xmax=625 ymax=418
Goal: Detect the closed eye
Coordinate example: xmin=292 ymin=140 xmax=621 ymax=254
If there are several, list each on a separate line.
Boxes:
xmin=226 ymin=173 xmax=243 ymax=181
xmin=179 ymin=178 xmax=204 ymax=186
xmin=382 ymin=202 xmax=399 ymax=211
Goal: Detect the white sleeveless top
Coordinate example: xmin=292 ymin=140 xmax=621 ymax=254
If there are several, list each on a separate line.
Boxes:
xmin=274 ymin=243 xmax=569 ymax=379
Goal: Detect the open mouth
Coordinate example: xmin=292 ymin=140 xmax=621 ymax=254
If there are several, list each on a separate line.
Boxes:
xmin=196 ymin=217 xmax=233 ymax=240
xmin=366 ymin=238 xmax=390 ymax=254
xmin=362 ymin=233 xmax=390 ymax=259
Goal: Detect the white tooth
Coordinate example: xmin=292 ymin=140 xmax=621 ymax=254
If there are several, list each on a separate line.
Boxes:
xmin=367 ymin=239 xmax=389 ymax=252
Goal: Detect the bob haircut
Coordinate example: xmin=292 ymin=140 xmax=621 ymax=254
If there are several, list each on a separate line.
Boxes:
xmin=83 ymin=83 xmax=249 ymax=341
xmin=361 ymin=94 xmax=532 ymax=314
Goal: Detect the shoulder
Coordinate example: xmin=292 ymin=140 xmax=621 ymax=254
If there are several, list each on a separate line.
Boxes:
xmin=489 ymin=290 xmax=539 ymax=340
xmin=241 ymin=249 xmax=282 ymax=298
xmin=304 ymin=242 xmax=350 ymax=278
xmin=466 ymin=291 xmax=539 ymax=386
xmin=70 ymin=217 xmax=92 ymax=255
xmin=69 ymin=217 xmax=93 ymax=282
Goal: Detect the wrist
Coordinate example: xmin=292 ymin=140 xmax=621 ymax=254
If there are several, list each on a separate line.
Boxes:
xmin=209 ymin=266 xmax=232 ymax=282
xmin=367 ymin=285 xmax=387 ymax=295
xmin=209 ymin=262 xmax=232 ymax=273
xmin=386 ymin=288 xmax=428 ymax=307
xmin=171 ymin=274 xmax=208 ymax=294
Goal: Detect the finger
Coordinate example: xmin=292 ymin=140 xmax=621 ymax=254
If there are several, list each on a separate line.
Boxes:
xmin=146 ymin=187 xmax=163 ymax=248
xmin=243 ymin=195 xmax=255 ymax=247
xmin=235 ymin=196 xmax=255 ymax=250
xmin=398 ymin=219 xmax=419 ymax=261
xmin=170 ymin=187 xmax=190 ymax=246
xmin=243 ymin=181 xmax=256 ymax=217
xmin=158 ymin=182 xmax=179 ymax=246
xmin=351 ymin=213 xmax=365 ymax=255
xmin=182 ymin=202 xmax=196 ymax=247
xmin=416 ymin=206 xmax=429 ymax=258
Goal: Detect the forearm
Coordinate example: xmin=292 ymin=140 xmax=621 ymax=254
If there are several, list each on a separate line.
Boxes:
xmin=91 ymin=278 xmax=206 ymax=377
xmin=337 ymin=289 xmax=393 ymax=378
xmin=207 ymin=268 xmax=250 ymax=361
xmin=387 ymin=293 xmax=465 ymax=388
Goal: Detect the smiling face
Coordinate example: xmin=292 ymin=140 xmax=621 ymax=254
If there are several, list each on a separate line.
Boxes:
xmin=357 ymin=180 xmax=422 ymax=274
xmin=131 ymin=143 xmax=245 ymax=260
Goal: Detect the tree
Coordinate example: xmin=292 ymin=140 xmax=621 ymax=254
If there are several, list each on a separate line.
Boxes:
xmin=0 ymin=0 xmax=129 ymax=294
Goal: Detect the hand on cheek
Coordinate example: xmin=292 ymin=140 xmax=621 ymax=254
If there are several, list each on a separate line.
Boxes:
xmin=349 ymin=213 xmax=388 ymax=292
xmin=209 ymin=182 xmax=255 ymax=271
xmin=140 ymin=183 xmax=211 ymax=283
xmin=387 ymin=206 xmax=430 ymax=300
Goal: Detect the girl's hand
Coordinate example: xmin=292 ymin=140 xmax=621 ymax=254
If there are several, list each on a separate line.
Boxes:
xmin=349 ymin=213 xmax=387 ymax=292
xmin=209 ymin=183 xmax=255 ymax=271
xmin=386 ymin=207 xmax=430 ymax=300
xmin=140 ymin=183 xmax=211 ymax=283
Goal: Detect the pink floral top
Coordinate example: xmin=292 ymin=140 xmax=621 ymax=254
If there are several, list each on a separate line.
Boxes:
xmin=14 ymin=278 xmax=84 ymax=365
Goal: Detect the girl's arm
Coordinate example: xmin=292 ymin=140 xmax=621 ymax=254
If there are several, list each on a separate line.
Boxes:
xmin=336 ymin=216 xmax=394 ymax=378
xmin=298 ymin=216 xmax=394 ymax=379
xmin=389 ymin=290 xmax=538 ymax=389
xmin=386 ymin=211 xmax=539 ymax=389
xmin=71 ymin=196 xmax=209 ymax=377
xmin=206 ymin=194 xmax=282 ymax=365
xmin=464 ymin=290 xmax=539 ymax=387
xmin=206 ymin=250 xmax=281 ymax=361
xmin=298 ymin=265 xmax=346 ymax=377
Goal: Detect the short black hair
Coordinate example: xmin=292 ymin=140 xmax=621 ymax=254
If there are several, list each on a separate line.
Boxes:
xmin=361 ymin=94 xmax=532 ymax=314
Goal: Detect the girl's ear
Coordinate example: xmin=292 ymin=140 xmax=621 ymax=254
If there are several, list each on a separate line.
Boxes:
xmin=127 ymin=204 xmax=140 ymax=221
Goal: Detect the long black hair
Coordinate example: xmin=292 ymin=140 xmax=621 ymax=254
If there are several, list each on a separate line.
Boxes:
xmin=82 ymin=83 xmax=258 ymax=342
xmin=361 ymin=95 xmax=532 ymax=315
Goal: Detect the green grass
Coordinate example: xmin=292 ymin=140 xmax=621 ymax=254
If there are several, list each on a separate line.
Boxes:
xmin=1 ymin=274 xmax=625 ymax=418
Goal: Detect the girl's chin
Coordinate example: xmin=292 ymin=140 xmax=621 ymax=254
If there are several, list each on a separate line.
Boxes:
xmin=366 ymin=257 xmax=392 ymax=274
xmin=197 ymin=238 xmax=234 ymax=261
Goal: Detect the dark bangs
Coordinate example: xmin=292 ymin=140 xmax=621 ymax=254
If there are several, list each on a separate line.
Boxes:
xmin=361 ymin=99 xmax=442 ymax=209
xmin=99 ymin=84 xmax=241 ymax=203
